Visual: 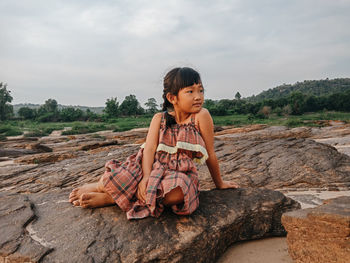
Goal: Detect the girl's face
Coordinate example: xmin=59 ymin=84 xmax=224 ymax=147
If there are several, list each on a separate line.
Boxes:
xmin=174 ymin=83 xmax=204 ymax=113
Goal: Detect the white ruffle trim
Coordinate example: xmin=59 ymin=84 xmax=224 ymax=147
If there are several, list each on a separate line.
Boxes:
xmin=140 ymin=142 xmax=208 ymax=164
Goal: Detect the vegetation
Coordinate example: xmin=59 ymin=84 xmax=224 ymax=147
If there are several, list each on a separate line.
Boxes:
xmin=0 ymin=83 xmax=14 ymax=121
xmin=1 ymin=78 xmax=350 ymax=140
xmin=247 ymin=78 xmax=350 ymax=102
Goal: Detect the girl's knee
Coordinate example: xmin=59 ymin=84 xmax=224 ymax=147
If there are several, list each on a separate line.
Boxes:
xmin=163 ymin=186 xmax=184 ymax=206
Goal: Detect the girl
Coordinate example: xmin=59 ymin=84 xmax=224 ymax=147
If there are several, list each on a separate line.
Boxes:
xmin=69 ymin=67 xmax=238 ymax=219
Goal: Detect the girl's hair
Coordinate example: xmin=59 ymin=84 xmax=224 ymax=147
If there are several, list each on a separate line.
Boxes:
xmin=162 ymin=67 xmax=202 ymax=127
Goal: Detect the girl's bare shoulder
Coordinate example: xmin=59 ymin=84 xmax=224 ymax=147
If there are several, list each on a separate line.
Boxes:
xmin=150 ymin=112 xmax=163 ymax=127
xmin=196 ymin=108 xmax=212 ymax=124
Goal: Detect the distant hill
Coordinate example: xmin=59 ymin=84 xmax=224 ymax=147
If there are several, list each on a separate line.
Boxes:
xmin=246 ymin=78 xmax=350 ymax=102
xmin=13 ymin=103 xmax=104 ymax=115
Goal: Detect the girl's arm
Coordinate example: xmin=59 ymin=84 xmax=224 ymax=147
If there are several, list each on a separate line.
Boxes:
xmin=136 ymin=112 xmax=162 ymax=202
xmin=197 ymin=109 xmax=238 ymax=189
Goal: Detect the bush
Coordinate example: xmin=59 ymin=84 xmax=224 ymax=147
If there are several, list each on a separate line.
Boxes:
xmin=285 ymin=119 xmax=304 ymax=127
xmin=0 ymin=125 xmax=22 ymax=136
xmin=24 ymin=129 xmax=47 ymax=137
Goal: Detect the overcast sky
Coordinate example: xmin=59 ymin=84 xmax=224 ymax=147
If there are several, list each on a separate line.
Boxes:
xmin=1 ymin=0 xmax=349 ymax=107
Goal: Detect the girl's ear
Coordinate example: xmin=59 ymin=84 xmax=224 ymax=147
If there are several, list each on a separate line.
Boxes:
xmin=166 ymin=93 xmax=177 ymax=105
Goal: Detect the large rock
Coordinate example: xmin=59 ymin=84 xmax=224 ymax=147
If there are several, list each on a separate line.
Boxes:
xmin=199 ymin=136 xmax=350 ymax=191
xmin=0 ymin=188 xmax=299 ymax=263
xmin=282 ymin=196 xmax=350 ymax=263
xmin=1 ymin=124 xmax=350 ymax=262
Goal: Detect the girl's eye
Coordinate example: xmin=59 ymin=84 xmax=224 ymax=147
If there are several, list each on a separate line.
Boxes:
xmin=200 ymin=89 xmax=204 ymax=93
xmin=187 ymin=90 xmax=193 ymax=93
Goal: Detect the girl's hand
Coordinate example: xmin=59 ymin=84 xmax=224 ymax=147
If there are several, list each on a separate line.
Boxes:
xmin=217 ymin=180 xmax=239 ymax=189
xmin=136 ymin=177 xmax=148 ymax=202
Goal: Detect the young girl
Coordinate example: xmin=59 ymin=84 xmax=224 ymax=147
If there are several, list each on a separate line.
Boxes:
xmin=69 ymin=67 xmax=238 ymax=219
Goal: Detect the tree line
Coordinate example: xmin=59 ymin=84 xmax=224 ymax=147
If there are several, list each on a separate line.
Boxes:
xmin=1 ymin=81 xmax=350 ymax=122
xmin=0 ymin=82 xmax=159 ymax=122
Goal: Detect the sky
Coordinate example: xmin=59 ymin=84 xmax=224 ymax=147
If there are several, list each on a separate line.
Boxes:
xmin=1 ymin=0 xmax=349 ymax=107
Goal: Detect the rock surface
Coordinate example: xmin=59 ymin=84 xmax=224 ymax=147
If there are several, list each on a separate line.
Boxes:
xmin=282 ymin=196 xmax=350 ymax=263
xmin=0 ymin=189 xmax=299 ymax=263
xmin=1 ymin=124 xmax=350 ymax=262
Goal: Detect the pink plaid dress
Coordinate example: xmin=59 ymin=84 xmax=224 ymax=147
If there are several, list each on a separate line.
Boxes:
xmin=102 ymin=112 xmax=208 ymax=219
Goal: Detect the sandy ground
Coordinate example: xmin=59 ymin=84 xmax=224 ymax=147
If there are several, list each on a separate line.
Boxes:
xmin=217 ymin=237 xmax=293 ymax=263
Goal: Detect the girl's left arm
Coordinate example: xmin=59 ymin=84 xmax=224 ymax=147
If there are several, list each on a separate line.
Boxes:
xmin=197 ymin=109 xmax=239 ymax=189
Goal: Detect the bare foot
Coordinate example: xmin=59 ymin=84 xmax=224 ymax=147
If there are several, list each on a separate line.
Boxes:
xmin=69 ymin=183 xmax=99 ymax=204
xmin=80 ymin=192 xmax=115 ymax=208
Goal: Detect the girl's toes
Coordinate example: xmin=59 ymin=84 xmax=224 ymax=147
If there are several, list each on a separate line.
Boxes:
xmin=81 ymin=193 xmax=90 ymax=201
xmin=69 ymin=195 xmax=78 ymax=203
xmin=80 ymin=193 xmax=91 ymax=208
xmin=73 ymin=200 xmax=80 ymax=206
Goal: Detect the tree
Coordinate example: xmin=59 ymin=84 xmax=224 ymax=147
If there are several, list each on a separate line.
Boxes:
xmin=0 ymin=83 xmax=14 ymax=121
xmin=289 ymin=92 xmax=305 ymax=115
xmin=59 ymin=107 xmax=84 ymax=122
xmin=103 ymin=97 xmax=119 ymax=118
xmin=145 ymin=98 xmax=158 ymax=114
xmin=235 ymin=92 xmax=241 ymax=100
xmin=42 ymin=99 xmax=58 ymax=113
xmin=18 ymin=107 xmax=36 ymax=120
xmin=37 ymin=99 xmax=59 ymax=122
xmin=119 ymin=94 xmax=144 ymax=116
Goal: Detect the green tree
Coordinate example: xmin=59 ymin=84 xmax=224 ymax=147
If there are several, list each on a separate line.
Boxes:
xmin=235 ymin=92 xmax=241 ymax=100
xmin=0 ymin=83 xmax=14 ymax=121
xmin=103 ymin=97 xmax=119 ymax=118
xmin=289 ymin=92 xmax=305 ymax=115
xmin=119 ymin=94 xmax=144 ymax=116
xmin=37 ymin=99 xmax=59 ymax=122
xmin=145 ymin=98 xmax=158 ymax=114
xmin=85 ymin=108 xmax=99 ymax=121
xmin=42 ymin=99 xmax=58 ymax=113
xmin=18 ymin=107 xmax=36 ymax=120
xmin=59 ymin=107 xmax=84 ymax=122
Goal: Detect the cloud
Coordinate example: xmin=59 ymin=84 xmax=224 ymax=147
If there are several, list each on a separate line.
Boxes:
xmin=0 ymin=0 xmax=349 ymax=106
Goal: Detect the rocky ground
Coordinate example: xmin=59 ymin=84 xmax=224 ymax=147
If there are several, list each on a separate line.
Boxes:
xmin=0 ymin=123 xmax=350 ymax=262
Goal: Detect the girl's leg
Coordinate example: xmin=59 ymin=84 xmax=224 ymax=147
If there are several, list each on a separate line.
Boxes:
xmin=69 ymin=176 xmax=106 ymax=205
xmin=163 ymin=186 xmax=184 ymax=206
xmin=78 ymin=176 xmax=116 ymax=208
xmin=69 ymin=182 xmax=100 ymax=204
xmin=80 ymin=192 xmax=115 ymax=208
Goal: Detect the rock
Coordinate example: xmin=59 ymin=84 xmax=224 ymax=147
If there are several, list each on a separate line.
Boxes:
xmin=198 ymin=137 xmax=350 ymax=191
xmin=25 ymin=143 xmax=53 ymax=153
xmin=77 ymin=140 xmax=119 ymax=151
xmin=282 ymin=196 xmax=350 ymax=263
xmin=14 ymin=152 xmax=80 ymax=164
xmin=0 ymin=188 xmax=300 ymax=263
xmin=1 ymin=124 xmax=350 ymax=262
xmin=0 ymin=148 xmax=38 ymax=157
xmin=214 ymin=124 xmax=267 ymax=136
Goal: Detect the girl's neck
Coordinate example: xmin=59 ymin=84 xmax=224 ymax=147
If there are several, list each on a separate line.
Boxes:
xmin=168 ymin=109 xmax=191 ymax=124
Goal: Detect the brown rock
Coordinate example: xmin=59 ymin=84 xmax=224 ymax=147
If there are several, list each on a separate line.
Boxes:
xmin=77 ymin=140 xmax=119 ymax=151
xmin=0 ymin=188 xmax=299 ymax=263
xmin=14 ymin=152 xmax=79 ymax=164
xmin=214 ymin=124 xmax=267 ymax=136
xmin=282 ymin=196 xmax=350 ymax=263
xmin=198 ymin=137 xmax=350 ymax=191
xmin=25 ymin=143 xmax=53 ymax=153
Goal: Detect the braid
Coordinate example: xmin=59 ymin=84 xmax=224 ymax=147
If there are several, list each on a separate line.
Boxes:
xmin=162 ymin=68 xmax=180 ymax=127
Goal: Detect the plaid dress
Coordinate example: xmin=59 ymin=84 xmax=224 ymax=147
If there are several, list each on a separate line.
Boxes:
xmin=102 ymin=112 xmax=208 ymax=219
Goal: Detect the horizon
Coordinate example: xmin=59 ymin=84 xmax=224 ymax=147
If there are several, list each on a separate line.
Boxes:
xmin=9 ymin=76 xmax=349 ymax=108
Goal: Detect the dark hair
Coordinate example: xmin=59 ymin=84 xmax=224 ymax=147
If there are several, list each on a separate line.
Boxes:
xmin=162 ymin=67 xmax=202 ymax=127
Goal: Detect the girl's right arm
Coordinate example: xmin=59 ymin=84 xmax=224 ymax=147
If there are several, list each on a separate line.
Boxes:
xmin=136 ymin=112 xmax=162 ymax=202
